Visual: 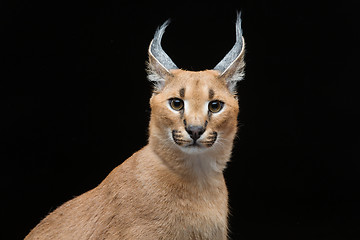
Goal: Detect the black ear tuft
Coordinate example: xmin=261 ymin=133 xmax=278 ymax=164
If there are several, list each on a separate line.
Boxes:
xmin=146 ymin=20 xmax=178 ymax=92
xmin=214 ymin=12 xmax=246 ymax=94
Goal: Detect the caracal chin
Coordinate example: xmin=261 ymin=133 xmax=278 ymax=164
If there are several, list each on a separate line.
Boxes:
xmin=26 ymin=13 xmax=246 ymax=240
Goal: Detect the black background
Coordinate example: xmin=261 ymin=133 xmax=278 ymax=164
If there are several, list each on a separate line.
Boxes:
xmin=1 ymin=0 xmax=359 ymax=239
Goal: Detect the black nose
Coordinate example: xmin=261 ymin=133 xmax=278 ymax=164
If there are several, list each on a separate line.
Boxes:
xmin=185 ymin=125 xmax=205 ymax=141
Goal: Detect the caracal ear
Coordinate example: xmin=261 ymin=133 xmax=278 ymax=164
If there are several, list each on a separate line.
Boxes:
xmin=214 ymin=12 xmax=246 ymax=94
xmin=147 ymin=20 xmax=178 ymax=92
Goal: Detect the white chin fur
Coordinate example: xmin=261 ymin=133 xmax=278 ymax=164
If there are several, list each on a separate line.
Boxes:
xmin=178 ymin=145 xmax=209 ymax=154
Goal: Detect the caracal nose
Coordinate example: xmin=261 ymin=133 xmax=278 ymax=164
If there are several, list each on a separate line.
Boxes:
xmin=185 ymin=125 xmax=205 ymax=141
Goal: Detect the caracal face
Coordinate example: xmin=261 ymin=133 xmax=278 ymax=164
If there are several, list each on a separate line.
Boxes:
xmin=150 ymin=69 xmax=239 ymax=154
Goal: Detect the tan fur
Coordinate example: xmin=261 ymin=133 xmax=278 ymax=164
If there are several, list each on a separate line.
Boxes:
xmin=26 ymin=26 xmax=245 ymax=240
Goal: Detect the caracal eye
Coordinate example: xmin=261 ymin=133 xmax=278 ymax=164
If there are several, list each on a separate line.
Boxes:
xmin=208 ymin=100 xmax=224 ymax=113
xmin=169 ymin=98 xmax=184 ymax=111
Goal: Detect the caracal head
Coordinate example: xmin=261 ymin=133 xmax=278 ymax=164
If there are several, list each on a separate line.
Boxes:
xmin=147 ymin=13 xmax=245 ymax=155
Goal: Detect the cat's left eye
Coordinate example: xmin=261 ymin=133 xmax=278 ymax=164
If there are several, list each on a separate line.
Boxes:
xmin=208 ymin=100 xmax=224 ymax=113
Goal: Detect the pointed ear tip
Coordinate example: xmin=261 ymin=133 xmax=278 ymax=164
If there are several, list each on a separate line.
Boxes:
xmin=163 ymin=19 xmax=171 ymax=26
xmin=156 ymin=19 xmax=171 ymax=34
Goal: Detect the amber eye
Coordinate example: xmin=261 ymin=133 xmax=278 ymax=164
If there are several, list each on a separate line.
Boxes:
xmin=208 ymin=100 xmax=224 ymax=113
xmin=169 ymin=98 xmax=184 ymax=111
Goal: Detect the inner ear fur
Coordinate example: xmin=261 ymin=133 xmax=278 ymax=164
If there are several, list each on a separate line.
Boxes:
xmin=146 ymin=55 xmax=172 ymax=92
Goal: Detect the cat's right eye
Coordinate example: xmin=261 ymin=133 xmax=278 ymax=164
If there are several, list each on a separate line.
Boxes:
xmin=169 ymin=98 xmax=184 ymax=111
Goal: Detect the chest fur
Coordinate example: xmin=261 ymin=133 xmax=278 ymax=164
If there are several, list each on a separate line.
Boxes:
xmin=171 ymin=198 xmax=228 ymax=239
xmin=135 ymin=175 xmax=229 ymax=239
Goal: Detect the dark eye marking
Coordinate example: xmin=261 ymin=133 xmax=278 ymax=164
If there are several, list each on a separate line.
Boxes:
xmin=209 ymin=89 xmax=215 ymax=99
xmin=179 ymin=88 xmax=185 ymax=98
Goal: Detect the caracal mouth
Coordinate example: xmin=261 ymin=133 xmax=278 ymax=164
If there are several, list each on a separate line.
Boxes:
xmin=171 ymin=130 xmax=217 ymax=153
